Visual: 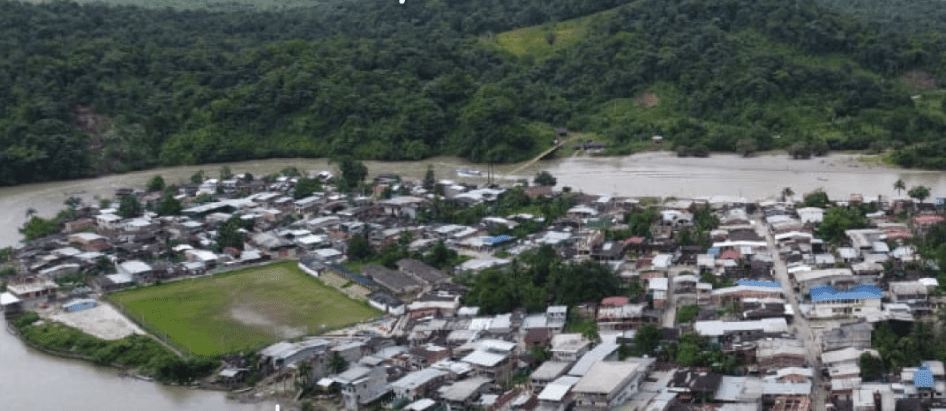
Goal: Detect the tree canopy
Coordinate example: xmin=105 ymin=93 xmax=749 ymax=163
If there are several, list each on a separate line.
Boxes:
xmin=3 ymin=0 xmax=946 ymax=186
xmin=147 ymin=175 xmax=166 ymax=192
xmin=534 ymin=171 xmax=557 ymax=187
xmin=293 ymin=177 xmax=321 ymax=199
xmin=117 ymin=195 xmax=143 ymax=219
xmin=817 ymin=206 xmax=869 ymax=243
xmin=463 ymin=246 xmax=620 ymax=314
xmin=909 ymin=185 xmax=931 ymax=203
xmin=19 ymin=217 xmax=61 ymax=241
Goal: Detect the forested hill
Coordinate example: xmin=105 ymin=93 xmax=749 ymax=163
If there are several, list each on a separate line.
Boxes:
xmin=815 ymin=0 xmax=946 ymax=34
xmin=2 ymin=0 xmax=946 ymax=186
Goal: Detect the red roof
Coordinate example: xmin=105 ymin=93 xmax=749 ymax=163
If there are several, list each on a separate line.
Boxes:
xmin=624 ymin=236 xmax=645 ymax=246
xmin=884 ymin=227 xmax=914 ymax=240
xmin=719 ymin=250 xmax=742 ymax=260
xmin=914 ymin=215 xmax=945 ymax=226
xmin=601 ymin=296 xmax=629 ymax=307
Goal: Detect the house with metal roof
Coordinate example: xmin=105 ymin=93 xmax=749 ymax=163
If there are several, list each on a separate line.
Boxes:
xmin=694 ymin=318 xmax=789 ymax=342
xmin=568 ymin=342 xmax=619 ymax=377
xmin=259 ymin=339 xmax=330 ymax=370
xmin=460 ymin=339 xmax=516 ymax=382
xmin=901 ymin=361 xmax=946 ymax=398
xmin=363 ymin=265 xmax=422 ymax=295
xmin=397 ymin=259 xmax=448 ymax=285
xmin=821 ymin=347 xmax=879 ymax=369
xmin=550 ymin=334 xmax=591 ymax=362
xmin=820 ymin=321 xmax=873 ymax=352
xmin=437 ymin=376 xmax=494 ymax=409
xmin=531 ymin=362 xmax=573 ymax=392
xmin=809 ymin=285 xmax=882 ymax=319
xmin=536 ymin=375 xmax=581 ymax=411
xmin=390 ymin=368 xmax=450 ymax=399
xmin=333 ymin=365 xmax=389 ymax=410
xmin=711 ymin=284 xmax=783 ymax=305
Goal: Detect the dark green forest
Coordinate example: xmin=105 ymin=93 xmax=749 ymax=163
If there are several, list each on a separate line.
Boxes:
xmin=815 ymin=0 xmax=946 ymax=34
xmin=3 ymin=0 xmax=946 ymax=186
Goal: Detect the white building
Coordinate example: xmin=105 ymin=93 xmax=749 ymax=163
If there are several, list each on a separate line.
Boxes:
xmin=550 ymin=334 xmax=591 ymax=362
xmin=571 ymin=361 xmax=648 ymax=411
xmin=335 ymin=366 xmax=389 ymax=410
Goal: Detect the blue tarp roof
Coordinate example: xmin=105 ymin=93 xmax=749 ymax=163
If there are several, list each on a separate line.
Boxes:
xmin=707 ymin=247 xmax=720 ymax=256
xmin=915 ymin=366 xmax=934 ymax=388
xmin=810 ymin=284 xmax=882 ymax=302
xmin=483 ymin=235 xmax=515 ymax=245
xmin=737 ymin=279 xmax=781 ymax=288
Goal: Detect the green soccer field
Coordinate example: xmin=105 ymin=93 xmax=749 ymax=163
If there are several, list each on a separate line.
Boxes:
xmin=110 ymin=261 xmax=381 ymax=356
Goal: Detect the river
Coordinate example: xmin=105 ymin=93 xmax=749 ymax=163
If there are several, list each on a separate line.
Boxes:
xmin=0 ymin=152 xmax=944 ymax=410
xmin=0 ymin=324 xmax=278 ymax=411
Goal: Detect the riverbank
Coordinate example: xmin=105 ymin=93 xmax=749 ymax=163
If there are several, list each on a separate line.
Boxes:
xmin=0 ymin=150 xmax=931 ymax=249
xmin=7 ymin=311 xmax=220 ymax=386
xmin=0 ymin=315 xmax=278 ymax=411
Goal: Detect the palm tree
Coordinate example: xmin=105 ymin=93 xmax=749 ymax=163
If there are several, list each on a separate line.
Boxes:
xmin=328 ymin=352 xmax=348 ymax=374
xmin=295 ymin=361 xmax=313 ymax=393
xmin=894 ymin=178 xmax=906 ymax=198
xmin=781 ymin=187 xmax=794 ymax=203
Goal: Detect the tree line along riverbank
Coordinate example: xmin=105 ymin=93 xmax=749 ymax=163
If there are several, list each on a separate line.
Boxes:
xmin=8 ymin=311 xmax=218 ymax=385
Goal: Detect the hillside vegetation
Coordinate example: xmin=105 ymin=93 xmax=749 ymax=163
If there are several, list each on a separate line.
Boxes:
xmin=815 ymin=0 xmax=946 ymax=34
xmin=3 ymin=0 xmax=946 ymax=186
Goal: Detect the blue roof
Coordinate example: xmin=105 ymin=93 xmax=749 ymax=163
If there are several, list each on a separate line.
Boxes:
xmin=737 ymin=279 xmax=781 ymax=288
xmin=707 ymin=247 xmax=720 ymax=256
xmin=915 ymin=366 xmax=934 ymax=388
xmin=483 ymin=235 xmax=515 ymax=245
xmin=810 ymin=284 xmax=882 ymax=302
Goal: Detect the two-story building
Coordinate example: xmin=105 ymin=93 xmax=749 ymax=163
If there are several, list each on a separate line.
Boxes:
xmin=571 ymin=361 xmax=648 ymax=411
xmin=810 ymin=285 xmax=882 ymax=319
xmin=334 ymin=365 xmax=389 ymax=410
xmin=550 ymin=334 xmax=591 ymax=363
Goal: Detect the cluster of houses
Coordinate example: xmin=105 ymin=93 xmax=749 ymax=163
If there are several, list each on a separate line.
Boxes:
xmin=6 ymin=166 xmax=946 ymax=411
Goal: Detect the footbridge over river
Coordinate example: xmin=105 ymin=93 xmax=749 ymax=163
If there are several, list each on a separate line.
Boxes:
xmin=503 ymin=135 xmax=577 ymax=178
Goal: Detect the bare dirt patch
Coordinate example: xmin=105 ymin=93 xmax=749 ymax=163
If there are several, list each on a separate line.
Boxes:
xmin=635 ymin=92 xmax=660 ymax=108
xmin=230 ymin=305 xmax=306 ymax=339
xmin=902 ymin=70 xmax=938 ymax=92
xmin=48 ymin=304 xmax=145 ymax=340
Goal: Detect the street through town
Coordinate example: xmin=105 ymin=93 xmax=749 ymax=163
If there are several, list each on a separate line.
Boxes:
xmin=757 ymin=215 xmax=827 ymax=411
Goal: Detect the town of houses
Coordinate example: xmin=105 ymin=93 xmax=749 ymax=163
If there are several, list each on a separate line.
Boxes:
xmin=3 ymin=168 xmax=946 ymax=411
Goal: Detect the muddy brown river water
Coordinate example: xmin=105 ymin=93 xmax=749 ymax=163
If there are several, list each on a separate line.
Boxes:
xmin=1 ymin=152 xmax=944 ymax=410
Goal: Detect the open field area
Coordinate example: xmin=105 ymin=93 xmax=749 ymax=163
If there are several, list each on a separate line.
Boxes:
xmin=110 ymin=261 xmax=381 ymax=356
xmin=47 ymin=304 xmax=145 ymax=340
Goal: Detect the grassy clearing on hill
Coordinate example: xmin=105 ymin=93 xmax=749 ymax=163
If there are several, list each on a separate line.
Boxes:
xmin=483 ymin=8 xmax=620 ymax=60
xmin=57 ymin=0 xmax=316 ymax=11
xmin=110 ymin=261 xmax=380 ymax=356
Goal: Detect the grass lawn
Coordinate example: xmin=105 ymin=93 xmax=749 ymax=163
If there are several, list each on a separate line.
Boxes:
xmin=110 ymin=261 xmax=381 ymax=356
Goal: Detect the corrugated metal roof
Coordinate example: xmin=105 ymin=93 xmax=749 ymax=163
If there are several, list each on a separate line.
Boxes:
xmin=915 ymin=366 xmax=934 ymax=388
xmin=810 ymin=285 xmax=881 ymax=302
xmin=737 ymin=279 xmax=780 ymax=288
